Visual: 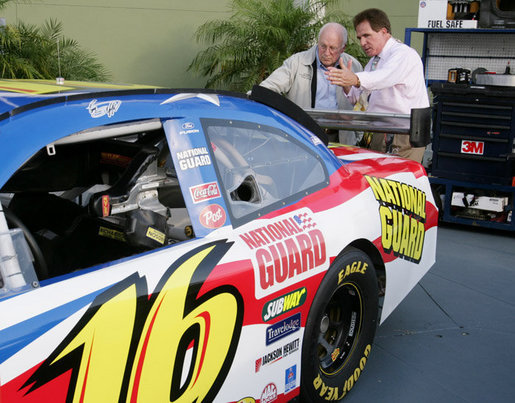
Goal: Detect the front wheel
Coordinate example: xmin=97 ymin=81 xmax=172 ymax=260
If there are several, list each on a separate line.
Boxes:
xmin=301 ymin=248 xmax=379 ymax=401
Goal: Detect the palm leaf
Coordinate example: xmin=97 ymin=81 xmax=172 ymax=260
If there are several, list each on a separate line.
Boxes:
xmin=0 ymin=16 xmax=110 ymax=81
xmin=188 ymin=0 xmax=366 ymax=91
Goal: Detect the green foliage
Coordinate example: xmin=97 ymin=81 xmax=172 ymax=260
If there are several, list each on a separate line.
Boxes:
xmin=0 ymin=18 xmax=110 ymax=81
xmin=0 ymin=0 xmax=12 ymax=9
xmin=188 ymin=0 xmax=367 ymax=91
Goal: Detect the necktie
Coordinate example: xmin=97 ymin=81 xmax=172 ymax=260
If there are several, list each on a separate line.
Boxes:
xmin=358 ymin=56 xmax=385 ymax=149
xmin=365 ymin=57 xmax=380 ymax=101
xmin=371 ymin=56 xmax=380 ymax=71
xmin=370 ymin=57 xmax=392 ymax=149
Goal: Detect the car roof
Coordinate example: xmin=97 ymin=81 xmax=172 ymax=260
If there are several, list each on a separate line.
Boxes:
xmin=0 ymin=80 xmax=333 ymax=190
xmin=0 ymin=79 xmax=158 ymax=114
xmin=0 ymin=80 xmax=327 ymax=144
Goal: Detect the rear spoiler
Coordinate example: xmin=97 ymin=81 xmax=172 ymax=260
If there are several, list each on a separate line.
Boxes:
xmin=304 ymin=107 xmax=431 ymax=148
xmin=249 ymin=85 xmax=431 ymax=148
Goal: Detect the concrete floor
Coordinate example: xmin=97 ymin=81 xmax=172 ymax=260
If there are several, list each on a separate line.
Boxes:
xmin=345 ymin=223 xmax=515 ymax=402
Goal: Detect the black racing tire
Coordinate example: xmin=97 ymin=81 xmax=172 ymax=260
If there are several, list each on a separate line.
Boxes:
xmin=300 ymin=248 xmax=379 ymax=401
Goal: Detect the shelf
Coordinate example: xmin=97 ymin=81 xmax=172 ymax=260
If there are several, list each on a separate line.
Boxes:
xmin=429 ymin=176 xmax=515 ymax=231
xmin=405 ymin=28 xmax=515 ymax=84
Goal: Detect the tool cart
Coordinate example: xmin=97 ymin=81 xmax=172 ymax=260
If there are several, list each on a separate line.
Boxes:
xmin=406 ymin=1 xmax=515 ymax=231
xmin=429 ymin=83 xmax=515 ymax=230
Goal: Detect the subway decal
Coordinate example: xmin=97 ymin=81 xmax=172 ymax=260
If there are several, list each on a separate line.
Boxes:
xmin=19 ymin=241 xmax=243 ymax=402
xmin=365 ymin=176 xmax=426 ymax=264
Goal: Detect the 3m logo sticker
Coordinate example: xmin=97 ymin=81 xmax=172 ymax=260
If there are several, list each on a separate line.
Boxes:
xmin=461 ymin=140 xmax=484 ymax=155
xmin=20 ymin=241 xmax=243 ymax=403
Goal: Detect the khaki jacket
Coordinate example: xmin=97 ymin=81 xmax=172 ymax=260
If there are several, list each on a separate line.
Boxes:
xmin=259 ymin=45 xmax=363 ymax=110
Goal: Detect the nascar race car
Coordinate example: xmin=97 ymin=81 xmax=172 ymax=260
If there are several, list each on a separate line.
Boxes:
xmin=0 ymin=79 xmax=437 ymax=402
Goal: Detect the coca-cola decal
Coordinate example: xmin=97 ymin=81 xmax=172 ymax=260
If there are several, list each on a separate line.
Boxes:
xmin=199 ymin=204 xmax=226 ymax=229
xmin=190 ymin=182 xmax=221 ymax=204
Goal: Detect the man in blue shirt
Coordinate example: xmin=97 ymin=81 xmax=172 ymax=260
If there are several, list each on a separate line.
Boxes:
xmin=259 ymin=22 xmax=363 ymax=144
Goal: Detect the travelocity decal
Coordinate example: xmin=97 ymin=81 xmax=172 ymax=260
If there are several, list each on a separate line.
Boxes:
xmin=240 ymin=210 xmax=327 ymax=299
xmin=365 ymin=175 xmax=426 ymax=263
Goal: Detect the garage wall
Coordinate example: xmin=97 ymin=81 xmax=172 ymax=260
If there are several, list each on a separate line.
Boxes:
xmin=1 ymin=0 xmax=420 ymax=87
xmin=340 ymin=0 xmax=421 ymax=40
xmin=339 ymin=0 xmax=425 ymax=55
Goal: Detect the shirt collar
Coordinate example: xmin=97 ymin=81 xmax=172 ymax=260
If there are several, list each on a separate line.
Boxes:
xmin=377 ymin=37 xmax=396 ymax=59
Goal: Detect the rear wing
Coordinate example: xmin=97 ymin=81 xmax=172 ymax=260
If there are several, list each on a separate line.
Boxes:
xmin=304 ymin=107 xmax=431 ymax=148
xmin=248 ymin=84 xmax=430 ymax=148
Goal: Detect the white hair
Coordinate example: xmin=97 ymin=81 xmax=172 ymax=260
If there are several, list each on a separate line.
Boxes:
xmin=318 ymin=22 xmax=348 ymax=46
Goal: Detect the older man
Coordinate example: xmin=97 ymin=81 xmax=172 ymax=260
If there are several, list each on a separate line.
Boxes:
xmin=326 ymin=9 xmax=429 ymax=162
xmin=259 ymin=22 xmax=362 ymax=144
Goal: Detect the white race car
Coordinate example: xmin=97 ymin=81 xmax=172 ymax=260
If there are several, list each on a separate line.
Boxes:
xmin=0 ymin=80 xmax=437 ymax=402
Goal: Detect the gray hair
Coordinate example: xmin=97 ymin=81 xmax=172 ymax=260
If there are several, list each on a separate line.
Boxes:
xmin=318 ymin=22 xmax=348 ymax=47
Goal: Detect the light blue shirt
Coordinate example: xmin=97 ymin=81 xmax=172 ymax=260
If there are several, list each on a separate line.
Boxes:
xmin=315 ymin=48 xmax=338 ymax=110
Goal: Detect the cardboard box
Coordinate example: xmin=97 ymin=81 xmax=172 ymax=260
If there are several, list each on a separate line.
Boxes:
xmin=451 ymin=192 xmax=509 ymax=212
xmin=418 ymin=0 xmax=478 ymax=29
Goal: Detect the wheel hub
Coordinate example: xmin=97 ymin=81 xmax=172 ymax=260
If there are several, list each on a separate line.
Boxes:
xmin=317 ymin=283 xmax=363 ymax=375
xmin=320 ymin=314 xmax=330 ymax=333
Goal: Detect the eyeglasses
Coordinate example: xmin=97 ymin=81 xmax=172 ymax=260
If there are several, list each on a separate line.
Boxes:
xmin=319 ymin=44 xmax=341 ymax=54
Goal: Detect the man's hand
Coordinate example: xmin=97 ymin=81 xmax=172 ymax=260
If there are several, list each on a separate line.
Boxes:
xmin=326 ymin=58 xmax=360 ymax=93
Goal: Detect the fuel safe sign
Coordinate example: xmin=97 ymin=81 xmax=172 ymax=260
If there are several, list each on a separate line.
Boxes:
xmin=418 ymin=0 xmax=478 ymax=28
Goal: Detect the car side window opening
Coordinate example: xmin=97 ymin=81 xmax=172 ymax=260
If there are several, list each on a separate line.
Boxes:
xmin=204 ymin=119 xmax=326 ymax=220
xmin=0 ymin=121 xmax=192 ymax=283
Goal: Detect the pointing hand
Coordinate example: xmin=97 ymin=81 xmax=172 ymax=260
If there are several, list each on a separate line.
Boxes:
xmin=326 ymin=58 xmax=359 ymax=89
